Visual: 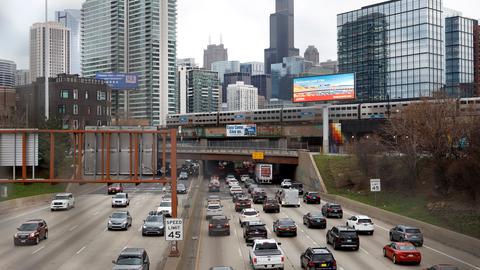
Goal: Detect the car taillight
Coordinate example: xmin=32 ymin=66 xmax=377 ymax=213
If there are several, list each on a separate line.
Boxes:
xmin=332 ymin=260 xmax=337 ymax=267
xmin=308 ymin=261 xmax=314 ymax=267
xmin=281 ymin=256 xmax=284 ymax=262
xmin=307 ymin=196 xmax=311 ymax=198
xmin=225 ymin=224 xmax=230 ymax=228
xmin=253 ymin=257 xmax=257 ymax=263
xmin=208 ymin=224 xmax=213 ymax=228
xmin=327 ymin=208 xmax=332 ymax=212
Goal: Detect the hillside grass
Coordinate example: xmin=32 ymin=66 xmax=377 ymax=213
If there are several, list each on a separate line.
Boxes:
xmin=0 ymin=183 xmax=65 ymax=202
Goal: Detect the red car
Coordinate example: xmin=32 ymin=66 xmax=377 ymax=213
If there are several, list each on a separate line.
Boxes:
xmin=108 ymin=183 xmax=124 ymax=194
xmin=383 ymin=242 xmax=421 ymax=265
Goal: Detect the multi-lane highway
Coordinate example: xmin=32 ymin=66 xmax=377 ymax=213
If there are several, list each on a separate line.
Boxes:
xmin=195 ymin=179 xmax=480 ymax=270
xmin=0 ymin=179 xmax=193 ymax=270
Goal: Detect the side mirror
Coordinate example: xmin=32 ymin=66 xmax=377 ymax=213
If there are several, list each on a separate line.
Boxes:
xmin=112 ymin=260 xmax=116 ymax=264
xmin=277 ymin=242 xmax=282 ymax=245
xmin=16 ymin=227 xmax=20 ymax=230
xmin=246 ymin=242 xmax=253 ymax=247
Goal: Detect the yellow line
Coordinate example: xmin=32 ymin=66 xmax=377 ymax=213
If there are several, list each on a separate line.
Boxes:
xmin=194 ymin=206 xmax=205 ymax=270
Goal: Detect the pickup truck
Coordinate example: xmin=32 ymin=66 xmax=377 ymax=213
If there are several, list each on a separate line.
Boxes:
xmin=249 ymin=239 xmax=284 ymax=270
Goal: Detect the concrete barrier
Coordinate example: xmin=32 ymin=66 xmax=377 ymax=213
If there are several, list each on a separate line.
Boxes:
xmin=294 ymin=151 xmax=327 ymax=193
xmin=321 ymin=193 xmax=480 ymax=257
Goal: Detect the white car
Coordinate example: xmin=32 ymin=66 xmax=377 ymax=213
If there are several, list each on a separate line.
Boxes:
xmin=206 ymin=203 xmax=223 ymax=219
xmin=280 ymin=179 xmax=292 ymax=188
xmin=50 ymin=193 xmax=75 ymax=211
xmin=228 ymin=180 xmax=239 ymax=187
xmin=240 ymin=175 xmax=250 ymax=182
xmin=346 ymin=215 xmax=375 ymax=235
xmin=225 ymin=175 xmax=236 ymax=183
xmin=179 ymin=171 xmax=188 ymax=180
xmin=111 ymin=193 xmax=130 ymax=207
xmin=157 ymin=200 xmax=172 ymax=217
xmin=239 ymin=208 xmax=260 ymax=227
xmin=230 ymin=185 xmax=243 ymax=195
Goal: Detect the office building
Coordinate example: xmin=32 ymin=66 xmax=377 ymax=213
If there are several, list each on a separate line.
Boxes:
xmin=203 ymin=44 xmax=228 ymax=70
xmin=227 ymin=81 xmax=258 ymax=111
xmin=0 ymin=86 xmax=17 ymax=127
xmin=251 ymin=74 xmax=272 ymax=100
xmin=223 ymin=72 xmax=251 ymax=102
xmin=177 ymin=65 xmax=193 ymax=114
xmin=264 ymin=0 xmax=299 ymax=74
xmin=30 ymin=22 xmax=70 ymax=80
xmin=304 ymin=46 xmax=319 ymax=65
xmin=15 ymin=74 xmax=111 ymax=129
xmin=56 ymin=9 xmax=81 ymax=75
xmin=15 ymin=70 xmax=31 ymax=86
xmin=271 ymin=56 xmax=310 ymax=100
xmin=82 ymin=0 xmax=177 ymax=126
xmin=187 ymin=69 xmax=220 ymax=113
xmin=177 ymin=58 xmax=197 ymax=68
xmin=211 ymin=60 xmax=240 ymax=83
xmin=240 ymin=62 xmax=265 ymax=76
xmin=0 ymin=59 xmax=16 ymax=87
xmin=475 ymin=24 xmax=480 ymax=95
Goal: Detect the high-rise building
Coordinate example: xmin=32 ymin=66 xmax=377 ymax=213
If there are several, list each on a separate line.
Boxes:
xmin=177 ymin=58 xmax=197 ymax=68
xmin=223 ymin=72 xmax=251 ymax=102
xmin=0 ymin=59 xmax=16 ymax=87
xmin=227 ymin=81 xmax=258 ymax=111
xmin=474 ymin=24 xmax=480 ymax=96
xmin=56 ymin=9 xmax=81 ymax=75
xmin=82 ymin=0 xmax=177 ymax=126
xmin=177 ymin=64 xmax=194 ymax=114
xmin=304 ymin=46 xmax=319 ymax=65
xmin=30 ymin=22 xmax=70 ymax=80
xmin=203 ymin=44 xmax=228 ymax=70
xmin=271 ymin=56 xmax=310 ymax=100
xmin=264 ymin=0 xmax=299 ymax=74
xmin=240 ymin=62 xmax=265 ymax=76
xmin=251 ymin=74 xmax=272 ymax=100
xmin=187 ymin=69 xmax=220 ymax=113
xmin=445 ymin=16 xmax=478 ymax=97
xmin=211 ymin=60 xmax=240 ymax=83
xmin=15 ymin=70 xmax=31 ymax=86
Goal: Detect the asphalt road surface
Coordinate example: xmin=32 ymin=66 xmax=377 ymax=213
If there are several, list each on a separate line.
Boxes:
xmin=195 ymin=179 xmax=480 ymax=270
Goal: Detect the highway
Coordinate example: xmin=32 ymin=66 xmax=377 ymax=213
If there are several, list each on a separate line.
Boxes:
xmin=195 ymin=179 xmax=480 ymax=270
xmin=0 ymin=180 xmax=192 ymax=270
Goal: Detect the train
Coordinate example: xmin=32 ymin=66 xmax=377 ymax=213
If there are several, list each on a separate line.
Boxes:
xmin=166 ymin=97 xmax=480 ymax=127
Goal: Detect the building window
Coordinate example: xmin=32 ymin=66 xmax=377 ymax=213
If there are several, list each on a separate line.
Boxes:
xmin=60 ymin=90 xmax=69 ymax=99
xmin=97 ymin=91 xmax=106 ymax=101
xmin=73 ymin=89 xmax=78 ymax=100
xmin=97 ymin=105 xmax=102 ymax=116
xmin=57 ymin=105 xmax=66 ymax=114
xmin=85 ymin=90 xmax=89 ymax=99
xmin=73 ymin=104 xmax=78 ymax=115
xmin=72 ymin=119 xmax=79 ymax=129
xmin=87 ymin=106 xmax=91 ymax=115
xmin=97 ymin=120 xmax=102 ymax=126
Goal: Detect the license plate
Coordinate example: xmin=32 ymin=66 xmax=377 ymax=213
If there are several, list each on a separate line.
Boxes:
xmin=408 ymin=254 xmax=413 ymax=257
xmin=347 ymin=239 xmax=352 ymax=242
xmin=321 ymin=263 xmax=327 ymax=267
xmin=217 ymin=225 xmax=222 ymax=228
xmin=21 ymin=240 xmax=26 ymax=243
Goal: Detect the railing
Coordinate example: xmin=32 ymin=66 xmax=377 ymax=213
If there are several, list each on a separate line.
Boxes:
xmin=175 ymin=145 xmax=300 ymax=157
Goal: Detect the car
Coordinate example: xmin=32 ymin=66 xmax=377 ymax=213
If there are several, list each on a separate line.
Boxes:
xmin=13 ymin=219 xmax=48 ymax=246
xmin=249 ymin=239 xmax=285 ymax=270
xmin=422 ymin=265 xmax=460 ymax=270
xmin=209 ymin=180 xmax=221 ymax=192
xmin=280 ymin=179 xmax=292 ymax=188
xmin=157 ymin=200 xmax=172 ymax=217
xmin=207 ymin=195 xmax=222 ymax=207
xmin=107 ymin=211 xmax=132 ymax=230
xmin=179 ymin=171 xmax=189 ymax=180
xmin=225 ymin=175 xmax=236 ymax=184
xmin=111 ymin=193 xmax=130 ymax=207
xmin=248 ymin=184 xmax=258 ymax=194
xmin=107 ymin=183 xmax=124 ymax=194
xmin=206 ymin=203 xmax=223 ymax=219
xmin=273 ymin=218 xmax=297 ymax=237
xmin=291 ymin=182 xmax=304 ymax=195
xmin=251 ymin=188 xmax=267 ymax=204
xmin=326 ymin=226 xmax=359 ymax=250
xmin=50 ymin=192 xmax=75 ymax=210
xmin=239 ymin=208 xmax=260 ymax=227
xmin=244 ymin=179 xmax=255 ymax=188
xmin=389 ymin=225 xmax=424 ymax=246
xmin=346 ymin=215 xmax=374 ymax=235
xmin=321 ymin=203 xmax=343 ymax=218
xmin=300 ymin=247 xmax=337 ymax=270
xmin=162 ymin=184 xmax=172 ymax=193
xmin=142 ymin=214 xmax=165 ymax=236
xmin=176 ymin=183 xmax=187 ymax=194
xmin=303 ymin=191 xmax=320 ymax=204
xmin=209 ymin=267 xmax=233 ymax=270
xmin=235 ymin=197 xmax=252 ymax=212
xmin=232 ymin=192 xmax=247 ymax=203
xmin=228 ymin=180 xmax=239 ymax=187
xmin=240 ymin=174 xmax=250 ymax=182
xmin=208 ymin=215 xmax=230 ymax=236
xmin=112 ymin=247 xmax=150 ymax=270
xmin=243 ymin=220 xmax=267 ymax=243
xmin=230 ymin=185 xmax=243 ymax=195
xmin=162 ymin=194 xmax=172 ymax=202
xmin=383 ymin=242 xmax=421 ymax=265
xmin=263 ymin=197 xmax=280 ymax=213
xmin=303 ymin=212 xmax=327 ymax=229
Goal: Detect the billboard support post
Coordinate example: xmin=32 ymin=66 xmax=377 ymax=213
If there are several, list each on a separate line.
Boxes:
xmin=323 ymin=106 xmax=329 ymax=154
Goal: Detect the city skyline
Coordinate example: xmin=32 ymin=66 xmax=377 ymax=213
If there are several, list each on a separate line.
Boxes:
xmin=0 ymin=0 xmax=478 ymax=69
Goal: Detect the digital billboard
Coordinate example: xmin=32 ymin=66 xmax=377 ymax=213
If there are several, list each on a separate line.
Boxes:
xmin=226 ymin=124 xmax=257 ymax=137
xmin=293 ymin=73 xmax=355 ymax=102
xmin=95 ymin=73 xmax=139 ymax=90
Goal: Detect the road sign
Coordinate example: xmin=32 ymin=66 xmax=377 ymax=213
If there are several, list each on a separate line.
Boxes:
xmin=370 ymin=179 xmax=381 ymax=192
xmin=252 ymin=152 xmax=264 ymax=160
xmin=165 ymin=218 xmax=183 ymax=241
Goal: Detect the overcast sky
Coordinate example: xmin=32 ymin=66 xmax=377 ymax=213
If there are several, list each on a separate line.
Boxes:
xmin=0 ymin=0 xmax=478 ymax=69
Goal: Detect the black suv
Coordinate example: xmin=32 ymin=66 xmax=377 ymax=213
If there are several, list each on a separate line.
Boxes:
xmin=208 ymin=215 xmax=230 ymax=236
xmin=321 ymin=203 xmax=343 ymax=218
xmin=389 ymin=225 xmax=424 ymax=246
xmin=243 ymin=221 xmax=267 ymax=243
xmin=235 ymin=197 xmax=252 ymax=212
xmin=14 ymin=219 xmax=48 ymax=246
xmin=251 ymin=188 xmax=267 ymax=204
xmin=326 ymin=226 xmax=359 ymax=250
xmin=303 ymin=212 xmax=327 ymax=229
xmin=263 ymin=197 xmax=280 ymax=213
xmin=300 ymin=247 xmax=337 ymax=270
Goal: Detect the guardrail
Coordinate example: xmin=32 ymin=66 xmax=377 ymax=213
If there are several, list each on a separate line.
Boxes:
xmin=174 ymin=146 xmax=300 ymax=157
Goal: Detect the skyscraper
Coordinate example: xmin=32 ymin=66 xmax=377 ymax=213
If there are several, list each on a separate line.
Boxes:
xmin=474 ymin=24 xmax=480 ymax=96
xmin=30 ymin=22 xmax=70 ymax=80
xmin=15 ymin=70 xmax=31 ymax=86
xmin=211 ymin=60 xmax=240 ymax=83
xmin=187 ymin=69 xmax=220 ymax=113
xmin=264 ymin=0 xmax=299 ymax=74
xmin=304 ymin=45 xmax=319 ymax=65
xmin=223 ymin=72 xmax=251 ymax=103
xmin=240 ymin=62 xmax=265 ymax=76
xmin=0 ymin=59 xmax=16 ymax=87
xmin=203 ymin=44 xmax=228 ymax=70
xmin=227 ymin=81 xmax=258 ymax=111
xmin=56 ymin=9 xmax=81 ymax=75
xmin=251 ymin=74 xmax=272 ymax=100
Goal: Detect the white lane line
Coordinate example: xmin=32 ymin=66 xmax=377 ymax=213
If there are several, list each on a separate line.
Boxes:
xmin=238 ymin=248 xmax=242 ymax=257
xmin=93 ymin=211 xmax=100 ymax=216
xmin=339 ymin=267 xmax=345 ymax=270
xmin=137 ymin=226 xmax=142 ymax=232
xmin=360 ymin=247 xmax=370 ymax=255
xmin=75 ymin=246 xmax=86 ymax=255
xmin=69 ymin=225 xmax=79 ymax=231
xmin=424 ymin=245 xmax=480 ymax=270
xmin=103 ymin=228 xmax=108 ymax=232
xmin=32 ymin=245 xmax=45 ymax=254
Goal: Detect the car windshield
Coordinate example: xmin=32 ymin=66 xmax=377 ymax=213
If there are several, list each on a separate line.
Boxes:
xmin=398 ymin=245 xmax=416 ymax=251
xmin=266 ymin=199 xmax=277 ymax=204
xmin=308 ymin=192 xmax=318 ymax=196
xmin=114 ymin=194 xmax=126 ymax=198
xmin=279 ymin=220 xmax=295 ymax=226
xmin=54 ymin=195 xmax=69 ymax=200
xmin=329 ymin=204 xmax=341 ymax=209
xmin=405 ymin=228 xmax=421 ymax=233
xmin=111 ymin=213 xmax=126 ymax=218
xmin=310 ymin=212 xmax=324 ymax=218
xmin=19 ymin=223 xmax=38 ymax=231
xmin=358 ymin=219 xmax=372 ymax=223
xmin=159 ymin=202 xmax=171 ymax=207
xmin=255 ymin=243 xmax=277 ymax=250
xmin=146 ymin=216 xmax=162 ymax=222
xmin=208 ymin=205 xmax=221 ymax=210
xmin=211 ymin=218 xmax=227 ymax=224
xmin=177 ymin=184 xmax=185 ymax=188
xmin=243 ymin=211 xmax=257 ymax=216
xmin=250 ymin=225 xmax=266 ymax=231
xmin=116 ymin=255 xmax=142 ymax=265
xmin=312 ymin=254 xmax=334 ymax=261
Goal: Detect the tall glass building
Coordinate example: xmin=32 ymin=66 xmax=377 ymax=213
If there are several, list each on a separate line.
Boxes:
xmin=338 ymin=0 xmax=444 ymax=101
xmin=187 ymin=69 xmax=220 ymax=113
xmin=56 ymin=9 xmax=81 ymax=75
xmin=0 ymin=59 xmax=16 ymax=87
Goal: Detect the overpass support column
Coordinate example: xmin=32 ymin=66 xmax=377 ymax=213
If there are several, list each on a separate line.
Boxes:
xmin=323 ymin=106 xmax=329 ymax=154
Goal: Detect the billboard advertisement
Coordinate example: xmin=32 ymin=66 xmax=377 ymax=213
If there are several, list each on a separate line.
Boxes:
xmin=226 ymin=124 xmax=257 ymax=137
xmin=95 ymin=73 xmax=139 ymax=90
xmin=293 ymin=73 xmax=355 ymax=102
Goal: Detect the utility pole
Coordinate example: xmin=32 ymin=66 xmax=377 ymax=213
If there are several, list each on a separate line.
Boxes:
xmin=44 ymin=0 xmax=49 ymax=120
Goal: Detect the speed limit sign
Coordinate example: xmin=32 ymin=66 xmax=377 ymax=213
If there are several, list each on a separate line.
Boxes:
xmin=165 ymin=218 xmax=183 ymax=241
xmin=370 ymin=179 xmax=381 ymax=192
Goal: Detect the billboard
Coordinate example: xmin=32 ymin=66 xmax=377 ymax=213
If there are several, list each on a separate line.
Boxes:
xmin=226 ymin=124 xmax=257 ymax=137
xmin=293 ymin=73 xmax=355 ymax=102
xmin=95 ymin=73 xmax=139 ymax=90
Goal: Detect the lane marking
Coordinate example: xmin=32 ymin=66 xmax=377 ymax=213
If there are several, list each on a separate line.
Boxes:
xmin=360 ymin=247 xmax=370 ymax=255
xmin=238 ymin=248 xmax=242 ymax=257
xmin=32 ymin=245 xmax=45 ymax=254
xmin=75 ymin=246 xmax=86 ymax=255
xmin=69 ymin=225 xmax=79 ymax=231
xmin=92 ymin=211 xmax=100 ymax=216
xmin=423 ymin=245 xmax=480 ymax=270
xmin=194 ymin=206 xmax=206 ymax=270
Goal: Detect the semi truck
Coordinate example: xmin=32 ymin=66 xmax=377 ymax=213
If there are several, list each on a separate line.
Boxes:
xmin=255 ymin=164 xmax=273 ymax=184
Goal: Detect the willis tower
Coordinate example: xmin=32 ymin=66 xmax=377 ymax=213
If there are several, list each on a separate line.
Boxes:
xmin=264 ymin=0 xmax=299 ymax=74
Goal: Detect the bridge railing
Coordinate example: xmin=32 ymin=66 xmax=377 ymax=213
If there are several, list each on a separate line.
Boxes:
xmin=172 ymin=145 xmax=300 ymax=157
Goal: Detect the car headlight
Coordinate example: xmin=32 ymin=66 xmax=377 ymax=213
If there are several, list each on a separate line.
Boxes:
xmin=29 ymin=232 xmax=35 ymax=237
xmin=108 ymin=220 xmax=112 ymax=225
xmin=121 ymin=221 xmax=127 ymax=224
xmin=14 ymin=233 xmax=18 ymax=238
xmin=142 ymin=225 xmax=147 ymax=229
